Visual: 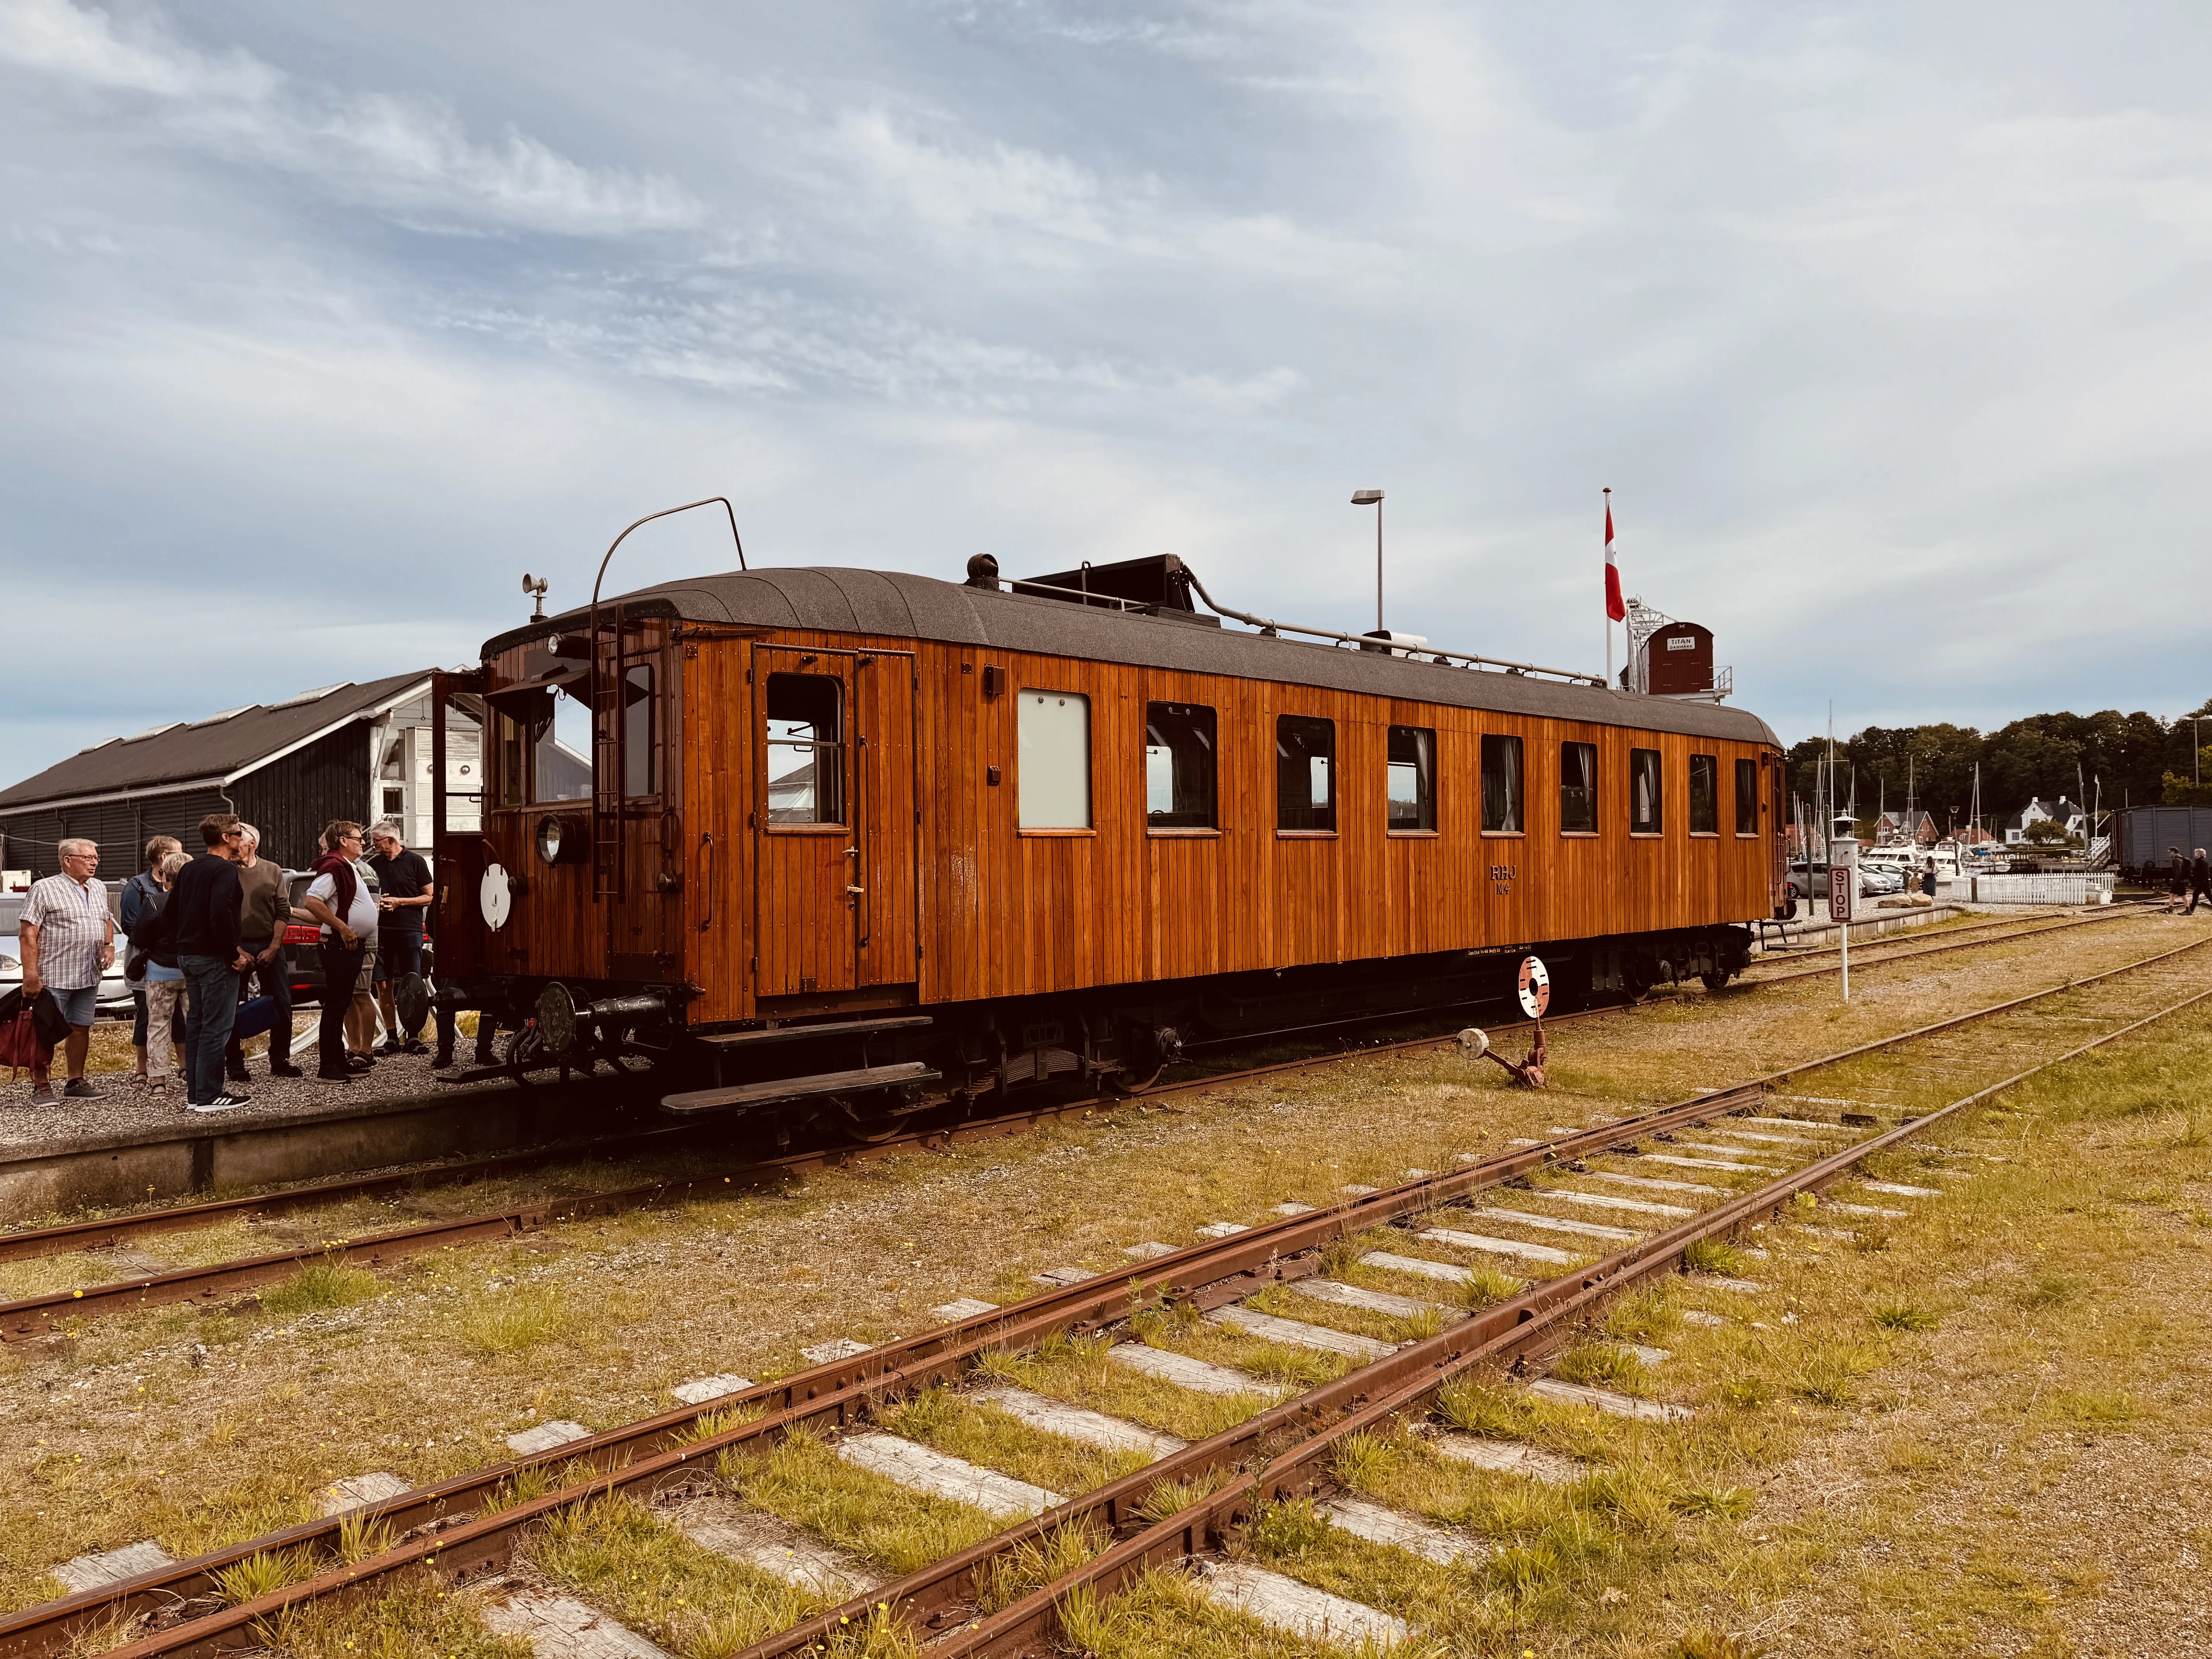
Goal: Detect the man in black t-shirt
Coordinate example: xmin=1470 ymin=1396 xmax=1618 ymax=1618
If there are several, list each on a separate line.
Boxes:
xmin=366 ymin=821 xmax=435 ymax=1056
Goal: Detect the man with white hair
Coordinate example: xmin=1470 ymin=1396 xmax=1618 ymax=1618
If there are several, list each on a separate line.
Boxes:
xmin=18 ymin=838 xmax=115 ymax=1104
xmin=224 ymin=823 xmax=303 ymax=1082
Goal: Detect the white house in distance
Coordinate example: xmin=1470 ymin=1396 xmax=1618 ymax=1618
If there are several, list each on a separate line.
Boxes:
xmin=2004 ymin=795 xmax=2089 ymax=845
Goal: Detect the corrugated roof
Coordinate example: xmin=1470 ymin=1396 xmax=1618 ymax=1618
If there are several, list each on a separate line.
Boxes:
xmin=486 ymin=566 xmax=1780 ymax=747
xmin=0 ymin=671 xmax=432 ymax=811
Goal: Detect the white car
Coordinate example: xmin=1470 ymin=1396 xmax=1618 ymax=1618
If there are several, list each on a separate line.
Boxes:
xmin=0 ymin=886 xmax=137 ymax=1019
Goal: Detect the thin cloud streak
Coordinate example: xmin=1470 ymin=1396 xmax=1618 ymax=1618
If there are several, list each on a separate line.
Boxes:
xmin=1 ymin=0 xmax=2207 ymax=782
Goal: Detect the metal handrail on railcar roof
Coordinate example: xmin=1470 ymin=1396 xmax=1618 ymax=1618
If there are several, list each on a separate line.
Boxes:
xmin=1175 ymin=566 xmax=1610 ymax=688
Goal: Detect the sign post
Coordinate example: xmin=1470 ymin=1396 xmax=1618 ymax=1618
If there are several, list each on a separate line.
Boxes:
xmin=1829 ymin=814 xmax=1858 ymax=1001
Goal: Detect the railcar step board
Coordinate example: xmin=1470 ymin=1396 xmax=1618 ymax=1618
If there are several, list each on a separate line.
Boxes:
xmin=661 ymin=1062 xmax=939 ymax=1115
xmin=699 ymin=1016 xmax=934 ymax=1048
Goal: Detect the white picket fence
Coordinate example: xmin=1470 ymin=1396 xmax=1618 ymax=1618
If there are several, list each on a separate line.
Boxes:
xmin=1943 ymin=874 xmax=2116 ymax=906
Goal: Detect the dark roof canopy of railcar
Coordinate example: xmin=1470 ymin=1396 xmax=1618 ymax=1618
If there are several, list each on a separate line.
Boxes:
xmin=486 ymin=566 xmax=1779 ymax=747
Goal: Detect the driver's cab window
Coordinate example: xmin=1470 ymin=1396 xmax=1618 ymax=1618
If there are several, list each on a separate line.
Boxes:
xmin=534 ymin=690 xmax=591 ymax=803
xmin=766 ymin=673 xmax=845 ymax=824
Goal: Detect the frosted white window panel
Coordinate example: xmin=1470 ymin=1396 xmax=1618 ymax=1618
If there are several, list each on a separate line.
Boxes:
xmin=1019 ymin=690 xmax=1092 ymax=829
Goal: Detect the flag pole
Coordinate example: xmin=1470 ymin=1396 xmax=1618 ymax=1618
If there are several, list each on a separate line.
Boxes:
xmin=1602 ymin=487 xmax=1614 ymax=690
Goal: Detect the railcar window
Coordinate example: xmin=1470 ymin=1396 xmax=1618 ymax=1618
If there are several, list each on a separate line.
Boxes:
xmin=1276 ymin=715 xmax=1335 ymax=832
xmin=1145 ymin=702 xmax=1217 ymax=829
xmin=531 ymin=692 xmax=591 ymax=805
xmin=765 ymin=673 xmax=845 ymax=824
xmin=1735 ymin=757 xmax=1759 ymax=835
xmin=623 ymin=665 xmax=656 ymax=797
xmin=1560 ymin=741 xmax=1597 ymax=833
xmin=1480 ymin=734 xmax=1523 ymax=833
xmin=1689 ymin=753 xmax=1718 ymax=834
xmin=1631 ymin=748 xmax=1663 ymax=834
xmin=1019 ymin=690 xmax=1092 ymax=829
xmin=496 ymin=711 xmax=526 ymax=809
xmin=1388 ymin=726 xmax=1436 ymax=831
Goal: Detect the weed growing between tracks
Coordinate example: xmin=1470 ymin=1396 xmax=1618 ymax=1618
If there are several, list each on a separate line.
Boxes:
xmin=0 ymin=915 xmax=2197 ymax=1635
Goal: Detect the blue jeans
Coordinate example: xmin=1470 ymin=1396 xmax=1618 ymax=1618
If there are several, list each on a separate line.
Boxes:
xmin=180 ymin=954 xmax=240 ymax=1104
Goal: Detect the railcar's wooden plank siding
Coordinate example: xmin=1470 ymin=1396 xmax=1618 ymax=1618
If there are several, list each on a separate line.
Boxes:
xmin=662 ymin=627 xmax=1775 ymax=1013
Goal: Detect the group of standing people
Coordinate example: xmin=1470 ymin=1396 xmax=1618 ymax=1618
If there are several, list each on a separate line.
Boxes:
xmin=17 ymin=813 xmax=448 ymax=1111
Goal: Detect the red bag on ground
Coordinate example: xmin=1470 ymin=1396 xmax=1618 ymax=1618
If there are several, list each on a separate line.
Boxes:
xmin=0 ymin=989 xmax=54 ymax=1077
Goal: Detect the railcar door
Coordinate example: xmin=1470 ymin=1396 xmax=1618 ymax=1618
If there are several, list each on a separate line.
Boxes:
xmin=852 ymin=650 xmax=919 ymax=988
xmin=753 ymin=648 xmax=862 ymax=997
xmin=601 ymin=620 xmax=685 ymax=981
xmin=429 ymin=668 xmax=489 ymax=977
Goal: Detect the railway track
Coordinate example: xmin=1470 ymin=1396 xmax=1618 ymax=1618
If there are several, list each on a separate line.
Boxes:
xmin=1742 ymin=903 xmax=2135 ymax=984
xmin=12 ymin=931 xmax=2205 ymax=1659
xmin=0 ymin=903 xmax=2139 ymax=1316
xmin=0 ymin=1005 xmax=1615 ymax=1339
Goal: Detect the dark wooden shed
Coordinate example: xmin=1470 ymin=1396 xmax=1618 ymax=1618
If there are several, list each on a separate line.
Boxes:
xmin=1638 ymin=622 xmax=1715 ymax=697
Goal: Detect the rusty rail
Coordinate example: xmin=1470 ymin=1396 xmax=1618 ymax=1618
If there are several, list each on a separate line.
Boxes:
xmin=16 ymin=933 xmax=2207 ymax=1658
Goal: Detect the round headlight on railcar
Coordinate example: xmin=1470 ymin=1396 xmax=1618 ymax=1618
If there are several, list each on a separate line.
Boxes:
xmin=535 ymin=813 xmax=590 ymax=866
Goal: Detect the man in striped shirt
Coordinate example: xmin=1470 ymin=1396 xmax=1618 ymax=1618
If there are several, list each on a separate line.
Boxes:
xmin=19 ymin=838 xmax=116 ymax=1104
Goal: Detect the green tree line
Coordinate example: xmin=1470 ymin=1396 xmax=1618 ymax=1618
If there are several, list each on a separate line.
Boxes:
xmin=1785 ymin=699 xmax=2212 ymax=831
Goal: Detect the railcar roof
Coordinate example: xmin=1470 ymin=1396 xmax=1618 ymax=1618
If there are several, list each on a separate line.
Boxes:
xmin=486 ymin=566 xmax=1779 ymax=747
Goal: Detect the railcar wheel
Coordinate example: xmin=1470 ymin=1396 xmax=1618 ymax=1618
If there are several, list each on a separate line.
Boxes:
xmin=1701 ymin=969 xmax=1733 ymax=994
xmin=503 ymin=1026 xmax=563 ymax=1087
xmin=1104 ymin=1064 xmax=1165 ymax=1096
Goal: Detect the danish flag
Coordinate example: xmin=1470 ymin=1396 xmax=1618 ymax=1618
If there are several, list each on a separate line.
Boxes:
xmin=1603 ymin=495 xmax=1625 ymax=622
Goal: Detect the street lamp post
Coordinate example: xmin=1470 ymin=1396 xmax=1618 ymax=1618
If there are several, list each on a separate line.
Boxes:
xmin=1351 ymin=489 xmax=1384 ymax=633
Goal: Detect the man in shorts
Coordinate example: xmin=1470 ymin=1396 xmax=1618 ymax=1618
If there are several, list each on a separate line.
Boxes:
xmin=18 ymin=838 xmax=116 ymax=1104
xmin=366 ymin=821 xmax=434 ymax=1056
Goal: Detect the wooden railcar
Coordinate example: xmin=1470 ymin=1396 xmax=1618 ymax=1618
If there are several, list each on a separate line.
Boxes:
xmin=431 ymin=557 xmax=1786 ymax=1118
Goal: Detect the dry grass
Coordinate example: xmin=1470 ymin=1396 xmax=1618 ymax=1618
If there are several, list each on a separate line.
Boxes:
xmin=0 ymin=912 xmax=2197 ymax=1644
xmin=519 ymin=1491 xmax=824 ymax=1656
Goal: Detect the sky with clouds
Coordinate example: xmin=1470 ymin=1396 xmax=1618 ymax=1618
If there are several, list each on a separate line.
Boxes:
xmin=4 ymin=0 xmax=2208 ymax=781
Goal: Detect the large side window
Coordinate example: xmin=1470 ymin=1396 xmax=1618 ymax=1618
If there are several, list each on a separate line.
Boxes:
xmin=1145 ymin=702 xmax=1217 ymax=829
xmin=1560 ymin=741 xmax=1597 ymax=834
xmin=533 ymin=691 xmax=592 ymax=804
xmin=1631 ymin=748 xmax=1663 ymax=834
xmin=1735 ymin=757 xmax=1759 ymax=835
xmin=765 ymin=673 xmax=845 ymax=825
xmin=622 ymin=665 xmax=656 ymax=797
xmin=1276 ymin=715 xmax=1335 ymax=831
xmin=1689 ymin=753 xmax=1718 ymax=834
xmin=1387 ymin=726 xmax=1436 ymax=831
xmin=1020 ymin=689 xmax=1092 ymax=829
xmin=1480 ymin=734 xmax=1524 ymax=833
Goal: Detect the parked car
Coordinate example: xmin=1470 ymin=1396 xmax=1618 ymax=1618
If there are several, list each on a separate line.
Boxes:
xmin=1858 ymin=867 xmax=1905 ymax=896
xmin=0 ymin=886 xmax=136 ymax=1019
